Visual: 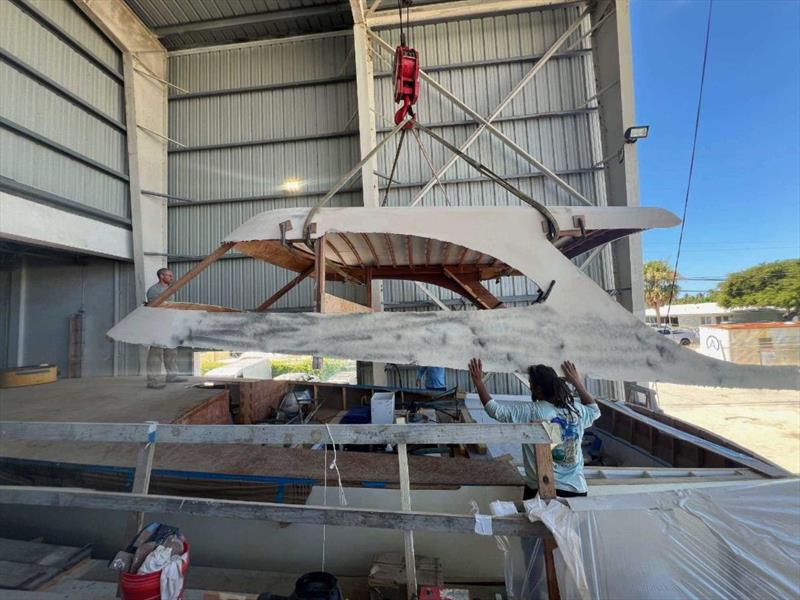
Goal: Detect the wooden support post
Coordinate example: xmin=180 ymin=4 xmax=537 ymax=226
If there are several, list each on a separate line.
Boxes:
xmin=313 ymin=235 xmax=327 ymax=370
xmin=256 ymin=266 xmax=314 ymax=312
xmin=533 ymin=442 xmax=561 ymax=600
xmin=365 ymin=268 xmax=373 ymax=307
xmin=123 ymin=424 xmax=157 ymax=543
xmin=396 ymin=417 xmax=417 ymax=600
xmin=149 ymin=242 xmax=235 ymax=307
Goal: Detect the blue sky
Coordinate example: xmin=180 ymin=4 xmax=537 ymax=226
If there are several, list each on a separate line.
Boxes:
xmin=631 ymin=0 xmax=800 ymax=295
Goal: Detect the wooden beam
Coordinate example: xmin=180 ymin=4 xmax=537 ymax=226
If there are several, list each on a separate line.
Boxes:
xmin=0 ymin=487 xmax=551 ymax=538
xmin=441 ymin=242 xmax=451 ymax=265
xmin=424 ymin=238 xmax=431 ymax=268
xmin=315 ymin=235 xmax=327 ymax=314
xmin=361 ymin=233 xmax=381 ymax=266
xmin=367 ymin=0 xmax=577 ymax=27
xmin=124 ymin=437 xmax=156 ymax=540
xmin=326 ymin=238 xmax=347 ymax=266
xmin=383 ymin=233 xmax=397 ymax=268
xmin=396 ymin=418 xmax=417 ymax=599
xmin=149 ymin=242 xmax=235 ymax=307
xmin=533 ymin=443 xmax=561 ymax=600
xmin=0 ymin=421 xmax=557 ymax=445
xmin=443 ymin=267 xmax=504 ymax=310
xmin=406 ymin=236 xmax=415 ymax=271
xmin=455 ymin=246 xmax=469 ymax=266
xmin=256 ymin=266 xmax=314 ymax=312
xmin=339 ymin=234 xmax=365 ymax=269
xmin=365 ymin=268 xmax=373 ymax=306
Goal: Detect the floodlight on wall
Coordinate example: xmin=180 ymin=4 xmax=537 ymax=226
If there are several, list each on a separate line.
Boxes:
xmin=624 ymin=125 xmax=650 ymax=143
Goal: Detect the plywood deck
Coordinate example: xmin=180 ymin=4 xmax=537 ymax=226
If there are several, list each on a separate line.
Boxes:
xmin=0 ymin=377 xmax=228 ymax=424
xmin=0 ymin=377 xmax=522 ymax=489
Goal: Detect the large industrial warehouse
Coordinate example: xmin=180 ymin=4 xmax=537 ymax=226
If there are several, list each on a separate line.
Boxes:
xmin=0 ymin=0 xmax=798 ymax=598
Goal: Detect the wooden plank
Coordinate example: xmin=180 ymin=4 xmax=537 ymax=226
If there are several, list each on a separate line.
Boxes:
xmin=324 ymin=293 xmax=372 ymax=314
xmin=0 ymin=421 xmax=556 ymax=445
xmin=0 ymin=538 xmax=89 ymax=569
xmin=406 ymin=236 xmax=414 ymax=270
xmin=533 ymin=444 xmax=556 ymax=500
xmin=256 ymin=267 xmax=314 ymax=312
xmin=149 ymin=242 xmax=235 ymax=307
xmin=0 ymin=560 xmax=60 ymax=590
xmin=0 ymin=487 xmax=551 ymax=538
xmin=533 ymin=443 xmax=560 ymax=600
xmin=443 ymin=267 xmax=504 ymax=310
xmin=396 ymin=418 xmax=417 ymax=599
xmin=124 ymin=436 xmax=156 ymax=541
xmin=315 ymin=234 xmax=327 ymax=314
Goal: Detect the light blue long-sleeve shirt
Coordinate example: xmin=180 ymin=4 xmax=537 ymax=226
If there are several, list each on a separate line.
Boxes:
xmin=416 ymin=366 xmax=446 ymax=390
xmin=485 ymin=397 xmax=600 ymax=493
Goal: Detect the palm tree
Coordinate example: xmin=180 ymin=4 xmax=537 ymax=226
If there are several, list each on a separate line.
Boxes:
xmin=643 ymin=260 xmax=679 ymax=325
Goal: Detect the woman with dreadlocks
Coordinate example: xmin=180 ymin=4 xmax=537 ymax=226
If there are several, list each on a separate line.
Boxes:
xmin=468 ymin=358 xmax=600 ymax=498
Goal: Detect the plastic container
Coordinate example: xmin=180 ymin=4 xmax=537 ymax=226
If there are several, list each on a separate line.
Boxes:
xmin=370 ymin=391 xmax=395 ymax=424
xmin=119 ymin=541 xmax=190 ymax=600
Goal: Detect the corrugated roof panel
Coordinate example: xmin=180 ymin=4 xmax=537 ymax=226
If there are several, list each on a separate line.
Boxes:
xmin=126 ymin=0 xmax=343 ymax=29
xmin=158 ymin=11 xmax=352 ymax=51
xmin=1 ymin=1 xmax=124 ymax=123
xmin=28 ymin=0 xmax=122 ymax=73
xmin=0 ymin=128 xmax=129 ymax=218
xmin=0 ymin=62 xmax=127 ymax=174
xmin=124 ymin=0 xmax=351 ymax=50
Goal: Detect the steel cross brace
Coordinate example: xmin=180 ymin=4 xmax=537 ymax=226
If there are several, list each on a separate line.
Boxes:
xmin=367 ymin=6 xmax=594 ymax=207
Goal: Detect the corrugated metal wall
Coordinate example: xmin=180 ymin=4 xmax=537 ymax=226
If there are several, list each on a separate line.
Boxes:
xmin=0 ymin=268 xmax=11 ymax=369
xmin=167 ymin=33 xmax=365 ymax=309
xmin=166 ymin=7 xmax=619 ymax=397
xmin=0 ymin=0 xmax=129 ymax=223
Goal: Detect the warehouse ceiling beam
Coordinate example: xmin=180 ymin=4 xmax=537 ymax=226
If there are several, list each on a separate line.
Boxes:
xmin=367 ymin=0 xmax=582 ymax=28
xmin=405 ymin=5 xmax=593 ymax=207
xmin=368 ymin=27 xmax=594 ymax=207
xmin=152 ymin=5 xmax=351 ymax=38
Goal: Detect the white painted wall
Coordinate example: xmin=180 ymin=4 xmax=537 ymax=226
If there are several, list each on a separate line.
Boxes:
xmin=0 ymin=193 xmax=132 ymax=260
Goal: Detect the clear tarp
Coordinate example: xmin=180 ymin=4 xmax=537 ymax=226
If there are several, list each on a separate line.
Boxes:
xmin=501 ymin=479 xmax=800 ymax=600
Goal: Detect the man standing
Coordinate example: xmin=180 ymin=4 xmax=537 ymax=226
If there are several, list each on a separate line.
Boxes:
xmin=145 ymin=268 xmax=186 ymax=389
xmin=415 ymin=365 xmax=446 ymax=392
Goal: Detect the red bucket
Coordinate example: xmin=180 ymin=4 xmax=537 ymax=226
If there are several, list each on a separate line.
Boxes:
xmin=119 ymin=541 xmax=190 ymax=600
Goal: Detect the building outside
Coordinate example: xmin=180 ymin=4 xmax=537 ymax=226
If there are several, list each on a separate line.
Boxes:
xmin=699 ymin=322 xmax=800 ymax=367
xmin=645 ymin=302 xmax=786 ymax=329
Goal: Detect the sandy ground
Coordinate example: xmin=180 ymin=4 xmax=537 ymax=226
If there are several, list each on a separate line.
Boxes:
xmin=655 ymin=381 xmax=800 ymax=474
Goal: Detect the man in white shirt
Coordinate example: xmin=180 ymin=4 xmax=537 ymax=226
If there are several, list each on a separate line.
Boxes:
xmin=145 ymin=268 xmax=186 ymax=389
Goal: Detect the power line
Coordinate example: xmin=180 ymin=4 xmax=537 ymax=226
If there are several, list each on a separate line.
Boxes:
xmin=666 ymin=0 xmax=714 ymax=321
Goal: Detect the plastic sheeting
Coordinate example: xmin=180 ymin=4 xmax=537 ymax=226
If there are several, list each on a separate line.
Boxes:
xmin=504 ymin=479 xmax=800 ymax=600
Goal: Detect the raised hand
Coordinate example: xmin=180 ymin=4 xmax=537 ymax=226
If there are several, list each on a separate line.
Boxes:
xmin=468 ymin=358 xmax=484 ymax=382
xmin=561 ymin=360 xmax=581 ymax=387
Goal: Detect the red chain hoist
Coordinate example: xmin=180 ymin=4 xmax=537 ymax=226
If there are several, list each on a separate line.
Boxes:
xmin=392 ymin=1 xmax=419 ymax=128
